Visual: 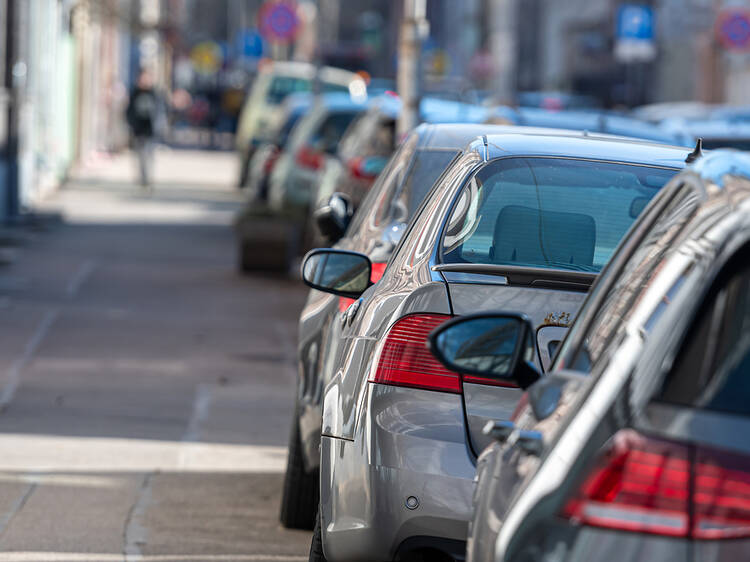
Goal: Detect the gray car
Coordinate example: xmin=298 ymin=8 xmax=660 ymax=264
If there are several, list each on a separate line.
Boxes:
xmin=302 ymin=131 xmax=691 ymax=561
xmin=281 ymin=123 xmax=522 ymax=531
xmin=431 ymin=149 xmax=750 ymax=562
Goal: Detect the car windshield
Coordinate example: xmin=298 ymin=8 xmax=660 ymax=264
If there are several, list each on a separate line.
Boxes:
xmin=266 ymin=76 xmax=312 ymax=104
xmin=441 ymin=157 xmax=677 ymax=273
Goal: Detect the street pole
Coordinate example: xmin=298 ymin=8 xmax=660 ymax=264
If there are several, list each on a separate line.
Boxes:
xmin=489 ymin=0 xmax=517 ymax=105
xmin=397 ymin=0 xmax=428 ymax=137
xmin=4 ymin=0 xmax=19 ymax=221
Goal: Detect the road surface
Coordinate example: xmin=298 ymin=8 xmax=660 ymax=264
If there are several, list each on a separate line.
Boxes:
xmin=0 ymin=148 xmax=311 ymax=561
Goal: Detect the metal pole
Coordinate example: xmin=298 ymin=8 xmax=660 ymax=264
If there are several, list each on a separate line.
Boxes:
xmin=4 ymin=0 xmax=18 ymax=220
xmin=397 ymin=0 xmax=427 ymax=137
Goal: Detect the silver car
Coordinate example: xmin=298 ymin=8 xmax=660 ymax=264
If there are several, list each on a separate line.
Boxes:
xmin=302 ymin=131 xmax=690 ymax=561
xmin=282 ymin=123 xmax=522 ymax=531
xmin=431 ymin=149 xmax=750 ymax=562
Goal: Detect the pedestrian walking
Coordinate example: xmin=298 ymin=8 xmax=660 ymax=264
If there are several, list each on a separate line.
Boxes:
xmin=126 ymin=70 xmax=160 ymax=189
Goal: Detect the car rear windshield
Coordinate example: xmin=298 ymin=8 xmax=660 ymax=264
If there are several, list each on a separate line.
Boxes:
xmin=266 ymin=76 xmax=312 ymax=104
xmin=441 ymin=157 xmax=676 ymax=273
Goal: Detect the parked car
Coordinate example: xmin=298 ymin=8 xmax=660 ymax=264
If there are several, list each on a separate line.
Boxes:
xmin=281 ymin=123 xmax=522 ymax=531
xmin=660 ymin=116 xmax=750 ymax=151
xmin=235 ymin=92 xmax=368 ymax=273
xmin=267 ymin=93 xmax=368 ymax=214
xmin=242 ymin=92 xmax=312 ymax=198
xmin=431 ymin=149 xmax=750 ymax=562
xmin=235 ymin=61 xmax=366 ymax=187
xmin=303 ymin=130 xmax=691 ymax=561
xmin=485 ymin=107 xmax=689 ymax=146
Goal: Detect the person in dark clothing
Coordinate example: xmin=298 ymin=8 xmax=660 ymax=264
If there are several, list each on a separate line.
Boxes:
xmin=126 ymin=70 xmax=159 ymax=188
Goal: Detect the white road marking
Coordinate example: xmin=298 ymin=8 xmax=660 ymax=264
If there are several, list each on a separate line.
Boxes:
xmin=0 ymin=308 xmax=59 ymax=411
xmin=0 ymin=434 xmax=287 ymax=473
xmin=65 ymin=259 xmax=97 ymax=298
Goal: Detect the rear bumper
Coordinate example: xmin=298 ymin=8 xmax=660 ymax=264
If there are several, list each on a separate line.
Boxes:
xmin=320 ymin=384 xmax=476 ymax=562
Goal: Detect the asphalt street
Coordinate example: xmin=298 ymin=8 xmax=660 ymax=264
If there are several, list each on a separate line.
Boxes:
xmin=0 ymin=149 xmax=311 ymax=561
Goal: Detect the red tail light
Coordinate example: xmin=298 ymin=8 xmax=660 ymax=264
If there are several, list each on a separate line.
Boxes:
xmin=561 ymin=430 xmax=750 ymax=540
xmin=263 ymin=147 xmax=280 ymax=174
xmin=296 ymin=145 xmax=324 ymax=170
xmin=348 ymin=156 xmax=378 ymax=181
xmin=338 ymin=262 xmax=387 ymax=312
xmin=369 ymin=313 xmax=460 ymax=393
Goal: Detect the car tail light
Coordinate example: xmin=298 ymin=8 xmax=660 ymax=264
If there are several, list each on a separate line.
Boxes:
xmin=561 ymin=430 xmax=750 ymax=540
xmin=263 ymin=147 xmax=280 ymax=174
xmin=369 ymin=313 xmax=460 ymax=393
xmin=348 ymin=157 xmax=378 ymax=181
xmin=338 ymin=262 xmax=387 ymax=312
xmin=296 ymin=145 xmax=324 ymax=170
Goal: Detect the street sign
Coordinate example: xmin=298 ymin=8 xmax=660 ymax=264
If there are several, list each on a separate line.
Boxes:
xmin=717 ymin=9 xmax=750 ymax=52
xmin=190 ymin=41 xmax=223 ymax=75
xmin=237 ymin=30 xmax=264 ymax=59
xmin=258 ymin=1 xmax=300 ymax=44
xmin=615 ymin=4 xmax=656 ymax=63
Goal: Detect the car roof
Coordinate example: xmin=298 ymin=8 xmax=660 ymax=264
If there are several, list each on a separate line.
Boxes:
xmin=412 ymin=123 xmax=530 ymax=150
xmin=483 ymin=128 xmax=691 ymax=168
xmin=313 ymin=92 xmax=369 ymax=111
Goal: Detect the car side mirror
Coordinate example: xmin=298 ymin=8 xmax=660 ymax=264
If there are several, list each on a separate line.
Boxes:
xmin=301 ymin=248 xmax=372 ymax=299
xmin=429 ymin=313 xmax=542 ymax=390
xmin=314 ymin=193 xmax=353 ymax=243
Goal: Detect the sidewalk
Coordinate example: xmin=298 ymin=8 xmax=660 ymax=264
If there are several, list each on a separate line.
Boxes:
xmin=44 ymin=147 xmax=244 ymax=225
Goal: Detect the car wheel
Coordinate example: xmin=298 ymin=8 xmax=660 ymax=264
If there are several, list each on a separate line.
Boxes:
xmin=280 ymin=411 xmax=319 ymax=530
xmin=308 ymin=508 xmax=328 ymax=562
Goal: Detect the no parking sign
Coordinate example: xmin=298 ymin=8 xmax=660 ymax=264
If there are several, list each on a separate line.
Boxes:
xmin=717 ymin=9 xmax=750 ymax=51
xmin=258 ymin=1 xmax=300 ymax=44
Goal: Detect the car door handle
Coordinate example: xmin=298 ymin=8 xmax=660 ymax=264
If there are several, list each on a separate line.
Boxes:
xmin=483 ymin=420 xmax=515 ymax=442
xmin=516 ymin=430 xmax=544 ymax=457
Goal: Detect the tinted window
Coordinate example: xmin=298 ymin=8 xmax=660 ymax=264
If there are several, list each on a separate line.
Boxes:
xmin=266 ymin=76 xmax=311 ymax=104
xmin=312 ymin=111 xmax=361 ymax=154
xmin=374 ymin=149 xmax=458 ymax=226
xmin=556 ymin=181 xmax=699 ymax=373
xmin=660 ymin=259 xmax=750 ymax=417
xmin=346 ymin=133 xmax=418 ymax=235
xmin=442 ymin=158 xmax=676 ymax=273
xmin=338 ymin=111 xmax=395 ymax=162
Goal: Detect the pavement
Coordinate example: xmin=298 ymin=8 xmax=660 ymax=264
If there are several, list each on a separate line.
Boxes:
xmin=0 ymin=148 xmax=311 ymax=561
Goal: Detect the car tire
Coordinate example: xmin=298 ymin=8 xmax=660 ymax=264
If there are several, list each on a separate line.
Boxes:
xmin=280 ymin=412 xmax=319 ymax=530
xmin=308 ymin=508 xmax=328 ymax=562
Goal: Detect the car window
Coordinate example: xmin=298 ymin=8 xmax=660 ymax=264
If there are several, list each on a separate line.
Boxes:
xmin=368 ymin=135 xmax=418 ymax=226
xmin=311 ymin=111 xmax=361 ymax=154
xmin=374 ymin=149 xmax=459 ymax=226
xmin=338 ymin=111 xmax=395 ymax=162
xmin=441 ymin=158 xmax=676 ymax=273
xmin=556 ymin=181 xmax=700 ymax=374
xmin=266 ymin=76 xmax=311 ymax=104
xmin=659 ymin=253 xmax=750 ymax=417
xmin=346 ymin=133 xmax=417 ymax=235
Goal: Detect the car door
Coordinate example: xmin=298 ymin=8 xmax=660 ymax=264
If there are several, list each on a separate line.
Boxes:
xmin=640 ymin=244 xmax=750 ymax=561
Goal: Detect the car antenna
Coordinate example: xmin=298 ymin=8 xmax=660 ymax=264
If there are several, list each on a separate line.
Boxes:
xmin=685 ymin=138 xmax=703 ymax=164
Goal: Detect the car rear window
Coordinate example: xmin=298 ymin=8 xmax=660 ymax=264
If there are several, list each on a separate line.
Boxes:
xmin=441 ymin=157 xmax=676 ymax=273
xmin=266 ymin=76 xmax=311 ymax=104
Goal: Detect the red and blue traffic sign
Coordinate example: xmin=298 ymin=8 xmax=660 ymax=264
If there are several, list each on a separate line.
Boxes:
xmin=717 ymin=9 xmax=750 ymax=52
xmin=259 ymin=1 xmax=300 ymax=44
